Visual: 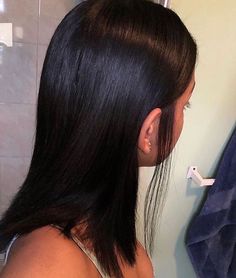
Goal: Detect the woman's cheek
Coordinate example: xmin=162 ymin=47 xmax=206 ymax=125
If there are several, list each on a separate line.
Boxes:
xmin=173 ymin=109 xmax=184 ymax=148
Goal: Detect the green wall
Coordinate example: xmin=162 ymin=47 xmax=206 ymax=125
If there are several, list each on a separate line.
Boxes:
xmin=137 ymin=1 xmax=236 ymax=277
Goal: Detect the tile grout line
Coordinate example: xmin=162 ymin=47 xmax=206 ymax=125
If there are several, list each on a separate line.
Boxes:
xmin=8 ymin=41 xmax=46 ymax=47
xmin=9 ymin=41 xmax=48 ymax=47
xmin=36 ymin=0 xmax=41 ymax=97
xmin=0 ymin=156 xmax=32 ymax=158
xmin=0 ymin=102 xmax=35 ymax=105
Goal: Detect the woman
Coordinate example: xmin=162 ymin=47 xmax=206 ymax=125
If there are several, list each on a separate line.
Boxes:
xmin=0 ymin=0 xmax=197 ymax=277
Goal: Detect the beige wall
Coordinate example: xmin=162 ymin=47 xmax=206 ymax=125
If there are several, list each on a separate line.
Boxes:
xmin=137 ymin=1 xmax=236 ymax=277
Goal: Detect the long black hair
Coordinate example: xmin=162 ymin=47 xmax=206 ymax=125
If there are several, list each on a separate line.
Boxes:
xmin=0 ymin=0 xmax=197 ymax=277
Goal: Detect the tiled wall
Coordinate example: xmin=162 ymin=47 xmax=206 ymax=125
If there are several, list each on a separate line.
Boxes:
xmin=0 ymin=0 xmax=82 ymax=216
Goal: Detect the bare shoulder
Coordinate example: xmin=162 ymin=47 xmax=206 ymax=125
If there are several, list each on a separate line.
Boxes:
xmin=0 ymin=225 xmax=93 ymax=278
xmin=135 ymin=241 xmax=154 ymax=278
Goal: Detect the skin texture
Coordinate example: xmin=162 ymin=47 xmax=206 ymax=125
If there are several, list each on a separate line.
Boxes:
xmin=0 ymin=226 xmax=154 ymax=278
xmin=0 ymin=75 xmax=195 ymax=278
xmin=138 ymin=73 xmax=196 ymax=167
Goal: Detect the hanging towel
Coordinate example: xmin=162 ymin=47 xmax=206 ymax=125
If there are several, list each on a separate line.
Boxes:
xmin=186 ymin=127 xmax=236 ymax=278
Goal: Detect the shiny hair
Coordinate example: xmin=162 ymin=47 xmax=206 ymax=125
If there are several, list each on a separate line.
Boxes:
xmin=0 ymin=0 xmax=197 ymax=277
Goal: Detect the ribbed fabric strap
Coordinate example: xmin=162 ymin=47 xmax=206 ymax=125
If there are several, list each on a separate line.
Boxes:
xmin=51 ymin=224 xmax=110 ymax=278
xmin=3 ymin=234 xmax=19 ymax=266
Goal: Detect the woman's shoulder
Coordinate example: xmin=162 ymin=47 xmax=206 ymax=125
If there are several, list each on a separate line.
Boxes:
xmin=0 ymin=225 xmax=97 ymax=278
xmin=1 ymin=226 xmax=154 ymax=278
xmin=135 ymin=241 xmax=154 ymax=278
xmin=117 ymin=240 xmax=154 ymax=278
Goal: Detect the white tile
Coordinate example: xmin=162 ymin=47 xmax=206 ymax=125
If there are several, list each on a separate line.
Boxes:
xmin=38 ymin=0 xmax=83 ymax=45
xmin=0 ymin=0 xmax=38 ymax=44
xmin=40 ymin=0 xmax=79 ymax=20
xmin=0 ymin=157 xmax=31 ymax=214
xmin=0 ymin=157 xmax=30 ymax=212
xmin=38 ymin=15 xmax=60 ymax=45
xmin=0 ymin=103 xmax=35 ymax=157
xmin=37 ymin=44 xmax=48 ymax=93
xmin=0 ymin=43 xmax=37 ymax=104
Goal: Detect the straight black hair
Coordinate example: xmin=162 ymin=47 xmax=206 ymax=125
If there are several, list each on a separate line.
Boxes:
xmin=0 ymin=0 xmax=197 ymax=277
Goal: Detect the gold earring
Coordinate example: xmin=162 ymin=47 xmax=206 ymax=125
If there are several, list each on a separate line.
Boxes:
xmin=148 ymin=141 xmax=152 ymax=152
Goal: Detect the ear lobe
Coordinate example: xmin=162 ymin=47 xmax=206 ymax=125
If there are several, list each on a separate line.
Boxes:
xmin=138 ymin=108 xmax=162 ymax=154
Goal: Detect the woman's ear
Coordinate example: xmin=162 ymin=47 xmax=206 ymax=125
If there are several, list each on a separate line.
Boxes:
xmin=138 ymin=108 xmax=162 ymax=166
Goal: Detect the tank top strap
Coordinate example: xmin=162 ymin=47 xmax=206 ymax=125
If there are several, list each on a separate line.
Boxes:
xmin=70 ymin=233 xmax=110 ymax=278
xmin=3 ymin=234 xmax=20 ymax=266
xmin=50 ymin=224 xmax=110 ymax=278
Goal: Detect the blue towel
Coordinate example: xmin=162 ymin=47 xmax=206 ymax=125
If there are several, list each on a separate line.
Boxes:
xmin=186 ymin=127 xmax=236 ymax=278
